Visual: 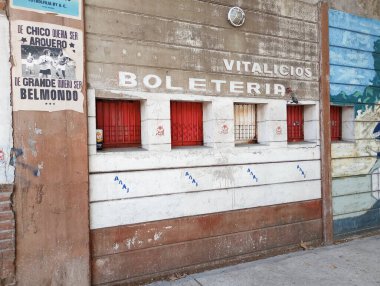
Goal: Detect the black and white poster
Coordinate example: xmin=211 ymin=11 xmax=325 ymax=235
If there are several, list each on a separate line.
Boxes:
xmin=12 ymin=20 xmax=84 ymax=112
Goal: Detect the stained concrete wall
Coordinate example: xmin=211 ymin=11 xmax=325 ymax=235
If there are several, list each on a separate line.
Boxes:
xmin=86 ymin=0 xmax=323 ymax=284
xmin=328 ymin=0 xmax=380 ymax=20
xmin=7 ymin=2 xmax=91 ymax=285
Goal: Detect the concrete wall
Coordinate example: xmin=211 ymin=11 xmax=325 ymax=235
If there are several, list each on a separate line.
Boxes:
xmin=0 ymin=8 xmax=16 ymax=286
xmin=328 ymin=0 xmax=380 ymax=21
xmin=7 ymin=1 xmax=91 ymax=285
xmin=86 ymin=0 xmax=322 ymax=284
xmin=329 ymin=9 xmax=380 ymax=237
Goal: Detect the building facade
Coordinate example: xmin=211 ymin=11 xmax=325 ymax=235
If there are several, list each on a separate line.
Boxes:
xmin=0 ymin=0 xmax=379 ymax=285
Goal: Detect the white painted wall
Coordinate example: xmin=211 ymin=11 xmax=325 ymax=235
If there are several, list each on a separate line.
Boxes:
xmin=88 ymin=89 xmax=321 ymax=229
xmin=0 ymin=13 xmax=14 ymax=184
xmin=91 ymin=180 xmax=321 ymax=229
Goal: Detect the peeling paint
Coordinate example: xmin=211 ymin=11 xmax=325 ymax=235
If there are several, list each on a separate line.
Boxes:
xmin=34 ymin=127 xmax=42 ymax=135
xmin=95 ymin=259 xmax=106 ymax=267
xmin=35 ymin=184 xmax=44 ymax=204
xmin=9 ymin=148 xmax=23 ymax=167
xmin=34 ymin=162 xmax=44 ymax=177
xmin=125 ymin=236 xmax=137 ymax=250
xmin=154 ymin=231 xmax=163 ymax=241
xmin=28 ymin=138 xmax=38 ymax=157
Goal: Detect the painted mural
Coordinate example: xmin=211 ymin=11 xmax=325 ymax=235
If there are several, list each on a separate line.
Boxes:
xmin=329 ymin=9 xmax=380 ymax=237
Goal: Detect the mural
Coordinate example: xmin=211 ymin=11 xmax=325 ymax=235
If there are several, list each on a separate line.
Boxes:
xmin=329 ymin=9 xmax=380 ymax=237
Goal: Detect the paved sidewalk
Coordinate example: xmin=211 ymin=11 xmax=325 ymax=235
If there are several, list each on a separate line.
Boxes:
xmin=148 ymin=234 xmax=380 ymax=286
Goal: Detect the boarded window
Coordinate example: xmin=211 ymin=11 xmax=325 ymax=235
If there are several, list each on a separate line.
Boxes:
xmin=171 ymin=101 xmax=203 ymax=147
xmin=330 ymin=106 xmax=342 ymax=141
xmin=234 ymin=103 xmax=257 ymax=144
xmin=287 ymin=105 xmax=304 ymax=142
xmin=96 ymin=99 xmax=141 ymax=148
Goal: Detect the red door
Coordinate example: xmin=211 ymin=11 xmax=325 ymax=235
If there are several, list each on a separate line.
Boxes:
xmin=287 ymin=105 xmax=304 ymax=142
xmin=330 ymin=106 xmax=342 ymax=141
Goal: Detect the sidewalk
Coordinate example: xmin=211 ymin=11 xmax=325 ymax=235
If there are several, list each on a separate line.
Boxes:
xmin=148 ymin=234 xmax=380 ymax=286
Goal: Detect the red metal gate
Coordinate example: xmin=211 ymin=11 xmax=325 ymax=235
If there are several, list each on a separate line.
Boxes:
xmin=171 ymin=101 xmax=203 ymax=147
xmin=96 ymin=100 xmax=141 ymax=148
xmin=330 ymin=106 xmax=342 ymax=141
xmin=287 ymin=105 xmax=304 ymax=142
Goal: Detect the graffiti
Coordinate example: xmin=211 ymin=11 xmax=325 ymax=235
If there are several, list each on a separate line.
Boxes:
xmin=219 ymin=124 xmax=229 ymax=134
xmin=247 ymin=168 xmax=258 ymax=182
xmin=184 ymin=171 xmax=198 ymax=187
xmin=156 ymin=125 xmax=165 ymax=136
xmin=7 ymin=147 xmax=42 ymax=177
xmin=330 ymin=12 xmax=380 ymax=116
xmin=9 ymin=147 xmax=23 ymax=166
xmin=275 ymin=126 xmax=282 ymax=135
xmin=114 ymin=176 xmax=130 ymax=193
xmin=34 ymin=127 xmax=42 ymax=135
xmin=297 ymin=165 xmax=306 ymax=178
xmin=330 ymin=11 xmax=380 ymax=167
xmin=0 ymin=149 xmax=4 ymax=162
xmin=16 ymin=161 xmax=43 ymax=177
xmin=329 ymin=10 xmax=380 ymax=236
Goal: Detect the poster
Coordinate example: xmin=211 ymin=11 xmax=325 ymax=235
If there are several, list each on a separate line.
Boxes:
xmin=11 ymin=20 xmax=84 ymax=113
xmin=11 ymin=0 xmax=81 ymax=19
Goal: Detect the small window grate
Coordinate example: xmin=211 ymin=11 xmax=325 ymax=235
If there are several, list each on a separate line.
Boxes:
xmin=234 ymin=104 xmax=257 ymax=144
xmin=96 ymin=99 xmax=141 ymax=148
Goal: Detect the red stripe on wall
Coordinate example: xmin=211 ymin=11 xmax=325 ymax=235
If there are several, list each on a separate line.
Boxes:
xmin=91 ymin=200 xmax=322 ymax=284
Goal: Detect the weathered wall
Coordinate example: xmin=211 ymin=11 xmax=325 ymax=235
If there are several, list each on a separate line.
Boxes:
xmin=0 ymin=11 xmax=14 ymax=186
xmin=86 ymin=0 xmax=322 ymax=284
xmin=8 ymin=1 xmax=91 ymax=285
xmin=329 ymin=9 xmax=380 ymax=237
xmin=0 ymin=7 xmax=15 ymax=286
xmin=328 ymin=0 xmax=380 ymax=21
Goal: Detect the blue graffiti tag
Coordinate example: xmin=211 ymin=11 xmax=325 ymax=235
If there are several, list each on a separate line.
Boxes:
xmin=297 ymin=165 xmax=306 ymax=178
xmin=247 ymin=168 xmax=258 ymax=182
xmin=185 ymin=171 xmax=198 ymax=187
xmin=114 ymin=176 xmax=130 ymax=193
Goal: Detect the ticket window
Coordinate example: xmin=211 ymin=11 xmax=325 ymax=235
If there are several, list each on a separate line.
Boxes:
xmin=96 ymin=99 xmax=141 ymax=148
xmin=287 ymin=105 xmax=304 ymax=142
xmin=170 ymin=101 xmax=203 ymax=147
xmin=234 ymin=103 xmax=257 ymax=144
